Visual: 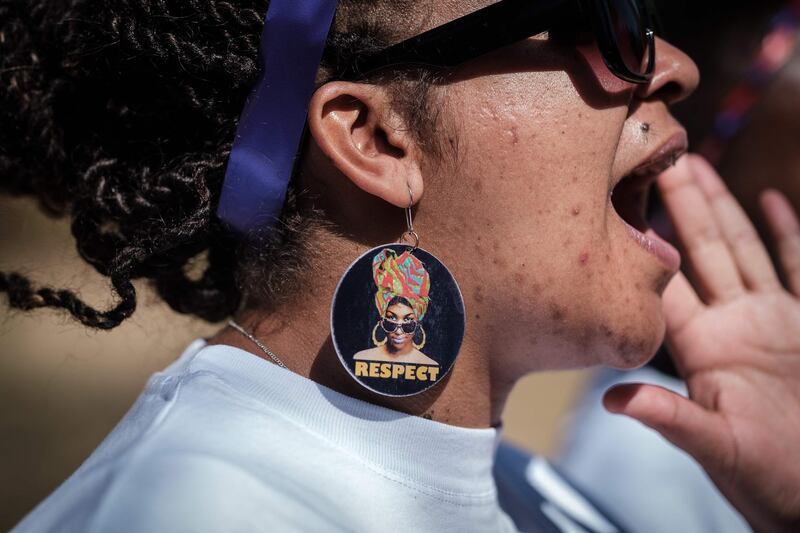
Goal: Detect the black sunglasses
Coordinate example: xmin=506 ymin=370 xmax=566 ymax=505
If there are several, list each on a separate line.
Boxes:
xmin=342 ymin=0 xmax=660 ymax=84
xmin=381 ymin=318 xmax=418 ymax=335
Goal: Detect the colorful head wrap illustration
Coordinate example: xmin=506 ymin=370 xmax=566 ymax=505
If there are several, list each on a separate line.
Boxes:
xmin=372 ymin=249 xmax=431 ymax=320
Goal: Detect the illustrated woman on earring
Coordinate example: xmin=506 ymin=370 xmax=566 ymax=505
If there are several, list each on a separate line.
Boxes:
xmin=354 ymin=248 xmax=436 ymax=366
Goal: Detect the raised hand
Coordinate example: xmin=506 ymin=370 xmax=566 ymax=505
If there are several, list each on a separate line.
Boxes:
xmin=604 ymin=154 xmax=800 ymax=533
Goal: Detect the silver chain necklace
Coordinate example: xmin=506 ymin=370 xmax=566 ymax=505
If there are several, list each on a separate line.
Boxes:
xmin=227 ymin=319 xmax=287 ymax=369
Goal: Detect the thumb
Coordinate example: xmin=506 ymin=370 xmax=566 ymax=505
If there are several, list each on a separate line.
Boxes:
xmin=603 ymin=383 xmax=734 ymax=474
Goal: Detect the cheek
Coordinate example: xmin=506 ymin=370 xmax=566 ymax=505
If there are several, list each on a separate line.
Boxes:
xmin=431 ymin=68 xmax=663 ymax=369
xmin=495 ymin=252 xmax=667 ymax=371
xmin=535 ymin=217 xmax=671 ymax=368
xmin=446 ymin=69 xmax=626 ymax=201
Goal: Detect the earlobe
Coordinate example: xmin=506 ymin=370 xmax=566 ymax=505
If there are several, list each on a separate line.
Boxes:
xmin=307 ymin=81 xmax=424 ymax=208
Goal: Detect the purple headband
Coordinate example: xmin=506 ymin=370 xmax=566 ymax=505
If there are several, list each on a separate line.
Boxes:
xmin=217 ymin=0 xmax=339 ymax=236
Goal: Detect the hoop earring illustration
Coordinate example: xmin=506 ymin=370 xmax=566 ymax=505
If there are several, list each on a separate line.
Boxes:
xmin=413 ymin=325 xmax=427 ymax=350
xmin=372 ymin=321 xmax=388 ymax=347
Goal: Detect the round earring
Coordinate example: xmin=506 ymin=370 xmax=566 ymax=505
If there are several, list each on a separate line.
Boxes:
xmin=331 ymin=184 xmax=465 ymax=397
xmin=413 ymin=325 xmax=426 ymax=350
xmin=372 ymin=321 xmax=388 ymax=347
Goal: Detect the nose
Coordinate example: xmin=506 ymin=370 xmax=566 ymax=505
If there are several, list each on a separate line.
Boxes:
xmin=635 ymin=37 xmax=700 ymax=105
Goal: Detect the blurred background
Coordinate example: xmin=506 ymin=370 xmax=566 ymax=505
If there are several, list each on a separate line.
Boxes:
xmin=2 ymin=0 xmax=799 ymax=530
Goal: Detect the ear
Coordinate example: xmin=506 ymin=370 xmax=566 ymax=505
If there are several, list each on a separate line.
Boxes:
xmin=307 ymin=81 xmax=424 ymax=208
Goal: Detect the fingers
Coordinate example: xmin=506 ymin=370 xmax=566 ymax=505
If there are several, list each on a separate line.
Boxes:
xmin=603 ymin=383 xmax=734 ymax=475
xmin=761 ymin=189 xmax=800 ymax=296
xmin=692 ymin=157 xmax=781 ymax=292
xmin=662 ymin=271 xmax=704 ymax=337
xmin=659 ymin=155 xmax=745 ymax=302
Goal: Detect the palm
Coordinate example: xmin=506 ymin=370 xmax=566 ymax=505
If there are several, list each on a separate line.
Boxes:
xmin=605 ymin=155 xmax=800 ymax=533
xmin=673 ymin=290 xmax=800 ymax=522
xmin=672 ymin=291 xmax=800 ymax=375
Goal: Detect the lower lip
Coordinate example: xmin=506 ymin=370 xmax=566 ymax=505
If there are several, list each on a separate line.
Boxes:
xmin=390 ymin=337 xmax=405 ymax=346
xmin=623 ymin=223 xmax=681 ymax=272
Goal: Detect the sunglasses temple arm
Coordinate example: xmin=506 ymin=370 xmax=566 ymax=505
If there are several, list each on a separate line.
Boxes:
xmin=348 ymin=0 xmax=575 ymax=75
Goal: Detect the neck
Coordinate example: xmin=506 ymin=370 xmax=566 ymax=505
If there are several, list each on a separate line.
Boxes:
xmin=207 ymin=232 xmax=513 ymax=429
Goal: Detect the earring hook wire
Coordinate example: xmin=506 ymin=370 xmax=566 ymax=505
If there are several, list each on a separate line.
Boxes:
xmin=403 ymin=184 xmax=419 ymax=251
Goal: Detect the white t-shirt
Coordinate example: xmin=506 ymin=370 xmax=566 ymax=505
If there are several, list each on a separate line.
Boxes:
xmin=13 ymin=340 xmax=624 ymax=533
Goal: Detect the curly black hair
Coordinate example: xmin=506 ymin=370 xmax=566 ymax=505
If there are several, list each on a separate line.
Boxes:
xmin=0 ymin=0 xmax=444 ymax=329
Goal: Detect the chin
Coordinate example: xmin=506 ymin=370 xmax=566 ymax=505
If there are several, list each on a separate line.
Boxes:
xmin=602 ymin=305 xmax=667 ymax=370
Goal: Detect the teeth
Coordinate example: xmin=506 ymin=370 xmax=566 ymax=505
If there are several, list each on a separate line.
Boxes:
xmin=627 ymin=147 xmax=687 ymax=181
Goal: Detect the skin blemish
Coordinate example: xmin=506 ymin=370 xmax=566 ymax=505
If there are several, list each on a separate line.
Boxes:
xmin=507 ymin=125 xmax=519 ymax=145
xmin=492 ymin=256 xmax=508 ymax=269
xmin=579 ymin=252 xmax=589 ymax=265
xmin=614 ymin=327 xmax=650 ymax=366
xmin=640 ymin=122 xmax=650 ymax=133
xmin=549 ymin=303 xmax=567 ymax=322
xmin=571 ymin=206 xmax=581 ymax=216
xmin=615 ymin=335 xmax=634 ymax=359
xmin=474 ymin=286 xmax=484 ymax=303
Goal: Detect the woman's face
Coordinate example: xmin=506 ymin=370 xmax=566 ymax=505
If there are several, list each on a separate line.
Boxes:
xmin=384 ymin=302 xmax=417 ymax=352
xmin=415 ymin=24 xmax=700 ymax=372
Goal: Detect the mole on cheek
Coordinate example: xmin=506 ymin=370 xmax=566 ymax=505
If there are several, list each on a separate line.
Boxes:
xmin=579 ymin=252 xmax=589 ymax=265
xmin=571 ymin=206 xmax=581 ymax=216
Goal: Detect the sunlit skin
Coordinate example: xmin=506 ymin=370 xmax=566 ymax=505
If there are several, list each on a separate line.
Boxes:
xmin=210 ymin=0 xmax=701 ymax=427
xmin=353 ymin=302 xmax=437 ymax=365
xmin=209 ymin=3 xmax=800 ymax=530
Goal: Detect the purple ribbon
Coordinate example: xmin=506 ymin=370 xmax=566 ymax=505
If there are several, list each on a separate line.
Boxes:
xmin=217 ymin=0 xmax=339 ymax=236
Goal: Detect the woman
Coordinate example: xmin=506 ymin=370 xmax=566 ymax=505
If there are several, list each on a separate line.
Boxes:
xmin=353 ymin=248 xmax=438 ymax=366
xmin=2 ymin=0 xmax=799 ymax=532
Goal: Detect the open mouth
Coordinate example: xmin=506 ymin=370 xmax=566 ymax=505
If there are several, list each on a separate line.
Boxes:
xmin=610 ymin=133 xmax=688 ymax=271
